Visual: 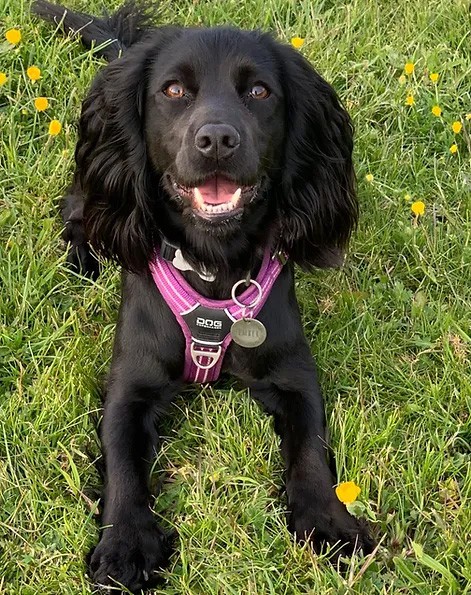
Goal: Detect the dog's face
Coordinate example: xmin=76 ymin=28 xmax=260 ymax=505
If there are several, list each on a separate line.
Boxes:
xmin=77 ymin=27 xmax=358 ymax=271
xmin=145 ymin=29 xmax=284 ymax=234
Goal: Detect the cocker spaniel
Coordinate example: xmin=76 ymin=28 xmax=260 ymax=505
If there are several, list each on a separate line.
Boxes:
xmin=34 ymin=1 xmax=374 ymax=591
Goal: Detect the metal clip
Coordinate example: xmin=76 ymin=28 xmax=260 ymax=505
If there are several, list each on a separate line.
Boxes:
xmin=275 ymin=251 xmax=288 ymax=266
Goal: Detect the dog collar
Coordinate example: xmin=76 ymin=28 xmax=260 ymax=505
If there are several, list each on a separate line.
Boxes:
xmin=149 ymin=247 xmax=285 ymax=384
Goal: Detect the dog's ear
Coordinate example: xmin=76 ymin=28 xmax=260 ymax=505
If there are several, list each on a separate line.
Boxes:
xmin=75 ymin=33 xmax=176 ymax=272
xmin=273 ymin=43 xmax=358 ymax=269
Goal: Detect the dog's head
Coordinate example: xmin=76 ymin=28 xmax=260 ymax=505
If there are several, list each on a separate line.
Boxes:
xmin=76 ymin=26 xmax=357 ymax=272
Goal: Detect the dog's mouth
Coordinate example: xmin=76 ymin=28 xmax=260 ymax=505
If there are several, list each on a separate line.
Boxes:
xmin=171 ymin=175 xmax=257 ymax=221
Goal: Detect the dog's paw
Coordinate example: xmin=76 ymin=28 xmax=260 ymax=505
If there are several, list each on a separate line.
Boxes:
xmin=288 ymin=495 xmax=375 ymax=558
xmin=89 ymin=518 xmax=171 ymax=593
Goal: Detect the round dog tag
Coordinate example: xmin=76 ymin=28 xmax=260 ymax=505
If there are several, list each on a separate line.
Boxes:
xmin=230 ymin=318 xmax=267 ymax=348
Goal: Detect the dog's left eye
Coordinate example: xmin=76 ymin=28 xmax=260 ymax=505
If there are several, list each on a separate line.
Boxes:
xmin=163 ymin=82 xmax=185 ymax=98
xmin=249 ymin=84 xmax=270 ymax=99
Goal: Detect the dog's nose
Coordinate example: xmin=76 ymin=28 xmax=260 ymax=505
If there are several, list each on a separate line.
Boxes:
xmin=195 ymin=124 xmax=240 ymax=159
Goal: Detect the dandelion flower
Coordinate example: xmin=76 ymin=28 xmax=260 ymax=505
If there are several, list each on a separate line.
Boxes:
xmin=411 ymin=201 xmax=425 ymax=216
xmin=335 ymin=481 xmax=361 ymax=505
xmin=48 ymin=119 xmax=62 ymax=136
xmin=466 ymin=113 xmax=471 ymax=121
xmin=27 ymin=66 xmax=41 ymax=81
xmin=404 ymin=193 xmax=412 ymax=201
xmin=429 ymin=72 xmax=439 ymax=83
xmin=405 ymin=94 xmax=415 ymax=106
xmin=431 ymin=105 xmax=442 ymax=117
xmin=449 ymin=143 xmax=458 ymax=154
xmin=365 ymin=173 xmax=374 ymax=183
xmin=34 ymin=97 xmax=49 ymax=111
xmin=291 ymin=37 xmax=305 ymax=49
xmin=0 ymin=72 xmax=7 ymax=86
xmin=404 ymin=62 xmax=415 ymax=75
xmin=398 ymin=74 xmax=406 ymax=85
xmin=452 ymin=121 xmax=462 ymax=134
xmin=5 ymin=29 xmax=21 ymax=45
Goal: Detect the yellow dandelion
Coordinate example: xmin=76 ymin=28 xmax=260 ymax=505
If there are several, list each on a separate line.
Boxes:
xmin=365 ymin=173 xmax=374 ymax=183
xmin=405 ymin=94 xmax=415 ymax=106
xmin=34 ymin=97 xmax=49 ymax=112
xmin=449 ymin=143 xmax=458 ymax=154
xmin=0 ymin=72 xmax=7 ymax=86
xmin=431 ymin=105 xmax=442 ymax=117
xmin=404 ymin=193 xmax=412 ymax=202
xmin=398 ymin=74 xmax=406 ymax=85
xmin=404 ymin=62 xmax=415 ymax=75
xmin=5 ymin=29 xmax=21 ymax=45
xmin=335 ymin=481 xmax=361 ymax=505
xmin=48 ymin=119 xmax=62 ymax=136
xmin=452 ymin=121 xmax=462 ymax=134
xmin=411 ymin=201 xmax=425 ymax=216
xmin=429 ymin=72 xmax=439 ymax=83
xmin=27 ymin=66 xmax=41 ymax=81
xmin=291 ymin=37 xmax=305 ymax=49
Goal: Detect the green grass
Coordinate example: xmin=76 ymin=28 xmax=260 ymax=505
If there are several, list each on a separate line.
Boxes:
xmin=1 ymin=0 xmax=470 ymax=593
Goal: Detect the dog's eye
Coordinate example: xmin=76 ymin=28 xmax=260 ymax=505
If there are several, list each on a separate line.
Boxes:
xmin=249 ymin=84 xmax=270 ymax=99
xmin=163 ymin=82 xmax=185 ymax=98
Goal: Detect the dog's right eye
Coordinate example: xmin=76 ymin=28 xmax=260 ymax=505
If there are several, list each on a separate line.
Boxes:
xmin=163 ymin=83 xmax=185 ymax=98
xmin=249 ymin=84 xmax=270 ymax=99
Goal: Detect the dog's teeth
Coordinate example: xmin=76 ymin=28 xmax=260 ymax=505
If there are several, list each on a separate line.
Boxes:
xmin=194 ymin=187 xmax=204 ymax=208
xmin=231 ymin=188 xmax=241 ymax=204
xmin=200 ymin=200 xmax=238 ymax=214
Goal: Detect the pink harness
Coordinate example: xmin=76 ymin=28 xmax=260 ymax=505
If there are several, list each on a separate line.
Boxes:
xmin=149 ymin=248 xmax=284 ymax=383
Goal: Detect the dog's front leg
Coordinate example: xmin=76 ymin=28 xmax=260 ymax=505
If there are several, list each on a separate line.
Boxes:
xmin=250 ymin=346 xmax=374 ymax=558
xmin=89 ymin=373 xmax=178 ymax=592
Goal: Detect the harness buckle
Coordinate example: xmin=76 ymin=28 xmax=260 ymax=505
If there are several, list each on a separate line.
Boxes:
xmin=190 ymin=343 xmax=222 ymax=370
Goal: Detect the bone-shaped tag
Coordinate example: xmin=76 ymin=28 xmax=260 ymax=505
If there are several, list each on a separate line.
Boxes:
xmin=172 ymin=249 xmax=216 ymax=282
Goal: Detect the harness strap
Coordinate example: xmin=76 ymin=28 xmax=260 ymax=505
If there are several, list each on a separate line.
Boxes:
xmin=149 ymin=248 xmax=283 ymax=383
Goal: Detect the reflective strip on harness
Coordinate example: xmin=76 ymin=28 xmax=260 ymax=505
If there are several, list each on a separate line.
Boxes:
xmin=149 ymin=248 xmax=284 ymax=383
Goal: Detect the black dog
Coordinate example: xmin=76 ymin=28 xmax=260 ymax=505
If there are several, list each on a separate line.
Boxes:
xmin=34 ymin=1 xmax=374 ymax=591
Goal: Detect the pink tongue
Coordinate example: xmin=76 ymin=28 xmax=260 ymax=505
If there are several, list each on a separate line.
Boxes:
xmin=196 ymin=176 xmax=239 ymax=205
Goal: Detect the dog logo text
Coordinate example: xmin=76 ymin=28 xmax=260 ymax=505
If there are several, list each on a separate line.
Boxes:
xmin=196 ymin=317 xmax=223 ymax=330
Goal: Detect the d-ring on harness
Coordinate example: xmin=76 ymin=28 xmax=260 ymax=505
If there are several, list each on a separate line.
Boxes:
xmin=149 ymin=248 xmax=284 ymax=383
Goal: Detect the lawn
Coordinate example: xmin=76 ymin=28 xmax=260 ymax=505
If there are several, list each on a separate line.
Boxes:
xmin=1 ymin=0 xmax=470 ymax=593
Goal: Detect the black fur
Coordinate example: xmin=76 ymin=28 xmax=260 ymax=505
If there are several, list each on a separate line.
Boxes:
xmin=32 ymin=0 xmax=152 ymax=60
xmin=34 ymin=2 xmax=373 ymax=592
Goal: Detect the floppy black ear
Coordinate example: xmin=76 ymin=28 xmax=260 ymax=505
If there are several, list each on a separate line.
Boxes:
xmin=75 ymin=33 xmax=176 ymax=272
xmin=274 ymin=44 xmax=358 ymax=269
